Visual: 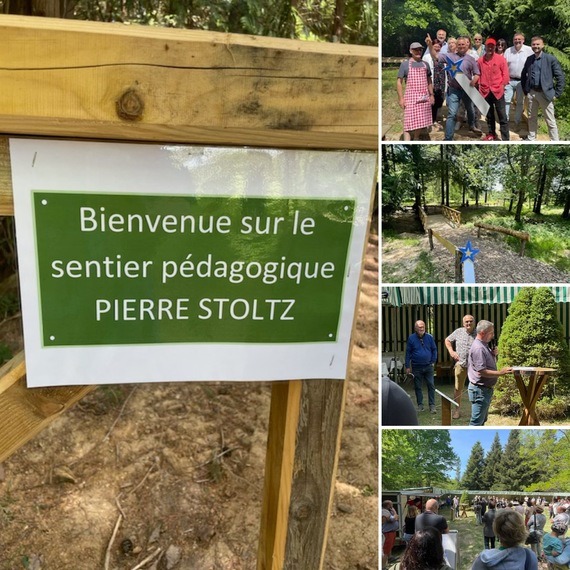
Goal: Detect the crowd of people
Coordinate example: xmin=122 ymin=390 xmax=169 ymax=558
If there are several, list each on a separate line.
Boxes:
xmin=396 ymin=28 xmax=566 ymax=142
xmin=382 ymin=495 xmax=570 ymax=569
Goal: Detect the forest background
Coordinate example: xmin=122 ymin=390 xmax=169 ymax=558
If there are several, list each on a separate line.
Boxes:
xmin=382 ymin=430 xmax=570 ymax=493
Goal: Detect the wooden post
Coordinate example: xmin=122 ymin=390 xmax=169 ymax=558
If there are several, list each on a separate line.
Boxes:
xmin=0 ymin=16 xmax=378 ymax=569
xmin=520 ymin=240 xmax=526 ymax=257
xmin=258 ymin=381 xmax=302 ymax=569
xmin=428 ymin=228 xmax=434 ymax=250
xmin=435 ymin=388 xmax=459 ymax=427
xmin=454 ymin=250 xmax=463 ymax=283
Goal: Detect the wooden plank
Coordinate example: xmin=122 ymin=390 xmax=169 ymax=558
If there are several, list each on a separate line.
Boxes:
xmin=283 ymin=378 xmax=348 ymax=569
xmin=0 ymin=352 xmax=95 ymax=463
xmin=474 ymin=222 xmax=529 ymax=241
xmin=431 ymin=229 xmax=457 ymax=255
xmin=0 ymin=15 xmax=377 ymax=153
xmin=0 ymin=138 xmax=12 ymax=215
xmin=258 ymin=380 xmax=302 ymax=570
xmin=0 ymin=351 xmax=25 ymax=396
xmin=281 ymin=174 xmax=376 ymax=569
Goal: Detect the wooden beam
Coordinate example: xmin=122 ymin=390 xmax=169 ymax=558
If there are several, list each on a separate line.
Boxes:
xmin=0 ymin=15 xmax=377 ymax=152
xmin=258 ymin=381 xmax=302 ymax=570
xmin=283 ymin=378 xmax=348 ymax=569
xmin=0 ymin=352 xmax=94 ymax=463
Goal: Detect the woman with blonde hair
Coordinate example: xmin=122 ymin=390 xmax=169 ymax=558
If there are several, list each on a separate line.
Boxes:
xmin=403 ymin=505 xmax=419 ymax=545
xmin=471 ymin=509 xmax=538 ymax=569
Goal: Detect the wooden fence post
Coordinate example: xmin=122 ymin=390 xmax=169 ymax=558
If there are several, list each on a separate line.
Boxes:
xmin=0 ymin=17 xmax=378 ymax=569
xmin=454 ymin=250 xmax=463 ymax=283
xmin=428 ymin=228 xmax=434 ymax=250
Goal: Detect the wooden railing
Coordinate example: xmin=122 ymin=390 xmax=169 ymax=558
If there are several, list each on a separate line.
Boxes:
xmin=475 ymin=222 xmax=530 ymax=256
xmin=419 ymin=206 xmax=429 ymax=231
xmin=442 ymin=205 xmax=462 ymax=227
xmin=428 ymin=228 xmax=463 ymax=283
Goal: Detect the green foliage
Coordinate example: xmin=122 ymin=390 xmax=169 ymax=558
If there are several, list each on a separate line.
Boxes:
xmin=460 ymin=441 xmax=486 ymax=490
xmin=382 ymin=430 xmax=458 ymax=490
xmin=69 ymin=0 xmax=378 ymax=45
xmin=0 ymin=342 xmax=12 ymax=366
xmin=460 ymin=489 xmax=469 ymax=505
xmin=481 ymin=432 xmax=502 ymax=490
xmin=492 ymin=430 xmax=528 ymax=490
xmin=494 ymin=287 xmax=570 ymax=418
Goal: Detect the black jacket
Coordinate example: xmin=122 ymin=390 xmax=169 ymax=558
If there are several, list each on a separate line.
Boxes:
xmin=521 ymin=51 xmax=565 ymax=102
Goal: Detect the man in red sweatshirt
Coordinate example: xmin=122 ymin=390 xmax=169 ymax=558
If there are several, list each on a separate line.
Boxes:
xmin=476 ymin=38 xmax=510 ymax=140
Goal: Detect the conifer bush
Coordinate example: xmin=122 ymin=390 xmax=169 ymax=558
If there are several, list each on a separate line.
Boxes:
xmin=493 ymin=287 xmax=570 ymax=419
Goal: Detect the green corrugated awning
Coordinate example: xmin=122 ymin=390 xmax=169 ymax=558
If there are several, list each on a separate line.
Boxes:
xmin=382 ymin=286 xmax=570 ymax=307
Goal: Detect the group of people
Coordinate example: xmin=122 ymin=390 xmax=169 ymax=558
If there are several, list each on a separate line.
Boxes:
xmin=396 ymin=28 xmax=566 ymax=142
xmin=402 ymin=315 xmax=511 ymax=425
xmin=383 ymin=494 xmax=570 ymax=569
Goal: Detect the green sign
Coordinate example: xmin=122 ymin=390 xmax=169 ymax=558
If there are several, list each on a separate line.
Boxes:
xmin=34 ymin=192 xmax=354 ymax=346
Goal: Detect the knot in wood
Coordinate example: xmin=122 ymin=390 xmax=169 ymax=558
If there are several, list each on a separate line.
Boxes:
xmin=116 ymin=89 xmax=144 ymax=121
xmin=294 ymin=501 xmax=313 ymax=520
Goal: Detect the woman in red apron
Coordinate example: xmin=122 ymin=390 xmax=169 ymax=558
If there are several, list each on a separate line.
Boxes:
xmin=397 ymin=42 xmax=435 ymax=140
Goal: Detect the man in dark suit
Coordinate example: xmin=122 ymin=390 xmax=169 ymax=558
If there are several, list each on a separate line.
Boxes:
xmin=521 ymin=36 xmax=565 ymax=140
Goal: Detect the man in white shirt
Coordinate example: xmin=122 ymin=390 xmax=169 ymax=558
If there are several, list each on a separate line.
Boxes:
xmin=503 ymin=32 xmax=533 ymax=128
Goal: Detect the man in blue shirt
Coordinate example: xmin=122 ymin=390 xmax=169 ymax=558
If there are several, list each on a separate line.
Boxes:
xmin=405 ymin=320 xmax=438 ymax=413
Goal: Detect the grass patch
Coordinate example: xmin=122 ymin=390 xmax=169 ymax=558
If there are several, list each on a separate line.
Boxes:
xmin=469 ymin=208 xmax=570 ymax=272
xmin=408 ymin=251 xmax=441 ymax=283
xmin=382 ymin=67 xmax=402 ymax=137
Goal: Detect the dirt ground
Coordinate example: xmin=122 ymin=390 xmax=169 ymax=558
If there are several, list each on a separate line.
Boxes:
xmin=0 ymin=237 xmax=379 ymax=570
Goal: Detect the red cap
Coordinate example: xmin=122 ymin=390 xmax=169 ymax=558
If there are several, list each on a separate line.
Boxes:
xmin=485 ymin=38 xmax=496 ymax=45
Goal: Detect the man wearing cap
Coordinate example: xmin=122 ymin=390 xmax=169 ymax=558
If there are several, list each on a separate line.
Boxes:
xmin=397 ymin=42 xmax=435 ymax=140
xmin=521 ymin=36 xmax=566 ymax=141
xmin=504 ymin=32 xmax=533 ymax=128
xmin=426 ymin=34 xmax=483 ymax=140
xmin=477 ymin=38 xmax=510 ymax=140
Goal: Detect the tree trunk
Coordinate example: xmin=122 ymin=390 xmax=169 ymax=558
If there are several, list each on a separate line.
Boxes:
xmin=411 ymin=146 xmax=422 ymax=213
xmin=534 ymin=162 xmax=547 ymax=214
xmin=331 ymin=0 xmax=345 ymax=43
xmin=514 ymin=189 xmax=525 ymax=222
xmin=382 ymin=144 xmax=390 ymax=176
xmin=563 ymin=190 xmax=570 ymax=219
xmin=445 ymin=153 xmax=450 ymax=207
xmin=440 ymin=145 xmax=445 ymax=205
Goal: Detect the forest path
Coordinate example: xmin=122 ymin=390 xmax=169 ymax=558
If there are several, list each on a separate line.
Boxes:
xmin=424 ymin=213 xmax=570 ymax=282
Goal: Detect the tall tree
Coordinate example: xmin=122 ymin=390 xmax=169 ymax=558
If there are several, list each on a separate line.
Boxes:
xmin=481 ymin=432 xmax=503 ymax=490
xmin=494 ymin=431 xmax=527 ymax=491
xmin=382 ymin=430 xmax=458 ymax=489
xmin=460 ymin=441 xmax=486 ymax=490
